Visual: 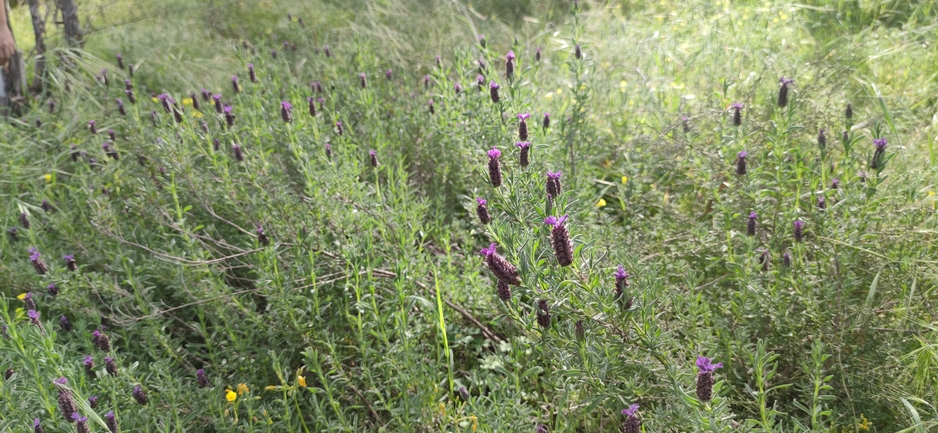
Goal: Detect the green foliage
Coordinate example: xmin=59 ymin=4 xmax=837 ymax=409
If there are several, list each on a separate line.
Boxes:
xmin=2 ymin=0 xmax=938 ymax=432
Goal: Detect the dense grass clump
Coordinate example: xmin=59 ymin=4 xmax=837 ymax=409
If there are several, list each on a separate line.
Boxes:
xmin=2 ymin=0 xmax=938 ymax=432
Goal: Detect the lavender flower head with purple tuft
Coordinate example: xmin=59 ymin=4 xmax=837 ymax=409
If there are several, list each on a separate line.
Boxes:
xmin=695 ymin=355 xmax=723 ymax=402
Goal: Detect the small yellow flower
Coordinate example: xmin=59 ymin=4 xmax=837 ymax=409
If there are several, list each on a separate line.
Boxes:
xmin=439 ymin=402 xmax=446 ymax=417
xmin=44 ymin=174 xmax=52 ymax=183
xmin=17 ymin=293 xmax=28 ymax=301
xmin=225 ymin=389 xmax=237 ymax=402
xmin=621 ymin=176 xmax=628 ymax=184
xmin=182 ymin=98 xmax=193 ymax=106
xmin=151 ymin=97 xmax=159 ymax=103
xmin=264 ymin=385 xmax=277 ymax=391
xmin=191 ymin=111 xmax=203 ymax=118
xmin=298 ymin=375 xmax=306 ymax=388
xmin=857 ymin=413 xmax=870 ymax=431
xmin=929 ymin=191 xmax=935 ymax=196
xmin=596 ymin=198 xmax=607 ymax=207
xmin=471 ymin=415 xmax=478 ymax=432
xmin=237 ymin=383 xmax=249 ymax=395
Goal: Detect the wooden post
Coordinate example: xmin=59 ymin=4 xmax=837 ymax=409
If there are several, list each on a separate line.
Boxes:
xmin=56 ymin=0 xmax=81 ymax=49
xmin=1 ymin=0 xmax=26 ymax=113
xmin=27 ymin=0 xmax=45 ymax=92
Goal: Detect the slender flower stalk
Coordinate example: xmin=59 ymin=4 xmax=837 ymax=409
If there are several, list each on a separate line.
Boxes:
xmin=480 ymin=243 xmax=521 ymax=285
xmin=515 ymin=142 xmax=531 ymax=167
xmin=475 ymin=198 xmax=491 ymax=224
xmin=545 ymin=215 xmax=574 ymax=267
xmin=488 ymin=148 xmax=503 ymax=187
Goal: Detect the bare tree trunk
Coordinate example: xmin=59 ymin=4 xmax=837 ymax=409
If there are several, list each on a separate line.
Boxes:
xmin=1 ymin=0 xmax=26 ymax=113
xmin=27 ymin=0 xmax=46 ymax=92
xmin=56 ymin=0 xmax=81 ymax=49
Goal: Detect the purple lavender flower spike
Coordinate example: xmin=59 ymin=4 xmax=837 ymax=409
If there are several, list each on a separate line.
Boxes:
xmin=47 ymin=283 xmax=58 ymax=296
xmin=29 ymin=247 xmax=48 ymax=275
xmin=197 ymin=368 xmax=209 ymax=388
xmin=480 ymin=243 xmax=521 ymax=285
xmin=489 ymin=81 xmax=500 ymax=103
xmin=248 ymin=63 xmax=257 ymax=83
xmin=736 ymin=151 xmax=748 ymax=175
xmin=105 ymin=356 xmax=118 ymax=376
xmin=369 ymin=150 xmax=379 ymax=168
xmin=105 ymin=411 xmax=119 ymax=433
xmin=543 ymin=112 xmax=551 ymax=129
xmin=546 ymin=171 xmax=562 ymax=197
xmin=132 ymin=385 xmax=148 ymax=405
xmin=731 ymin=103 xmax=743 ymax=126
xmin=54 ymin=377 xmax=77 ymax=422
xmin=60 ymin=316 xmax=71 ymax=331
xmin=517 ymin=113 xmax=530 ymax=140
xmin=475 ymin=198 xmax=491 ymax=224
xmin=871 ymin=138 xmax=887 ymax=170
xmin=696 ymin=355 xmax=723 ymax=402
xmin=33 ymin=418 xmax=45 ymax=433
xmin=793 ymin=219 xmax=805 ymax=242
xmin=777 ymin=77 xmax=794 ymax=107
xmin=515 ymin=141 xmax=531 ymax=167
xmin=213 ymin=94 xmax=223 ymax=113
xmin=621 ymin=404 xmax=641 ymax=433
xmin=281 ymin=101 xmax=293 ymax=123
xmin=385 ymin=69 xmax=392 ymax=80
xmin=231 ymin=75 xmax=240 ymax=93
xmin=117 ymin=53 xmax=125 ymax=69
xmin=476 ymin=75 xmax=485 ymax=90
xmin=307 ymin=97 xmax=317 ymax=117
xmin=73 ymin=414 xmax=90 ymax=433
xmin=83 ymin=355 xmax=95 ymax=378
xmin=535 ymin=47 xmax=541 ymax=62
xmin=747 ymin=212 xmax=757 ymax=236
xmin=224 ymin=104 xmax=235 ymax=128
xmin=536 ymin=299 xmax=550 ymax=328
xmin=359 ymin=73 xmax=367 ymax=89
xmin=88 ymin=395 xmax=98 ymax=408
xmin=831 ymin=178 xmax=840 ymax=190
xmin=487 ymin=148 xmax=502 ymax=187
xmin=88 ymin=120 xmax=98 ymax=135
xmin=545 ymin=215 xmax=573 ymax=267
xmin=505 ymin=50 xmax=516 ymax=79
xmin=201 ymin=88 xmax=210 ymax=101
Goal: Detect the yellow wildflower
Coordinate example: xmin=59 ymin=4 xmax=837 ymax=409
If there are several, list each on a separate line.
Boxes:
xmin=471 ymin=415 xmax=477 ymax=432
xmin=621 ymin=176 xmax=628 ymax=184
xmin=298 ymin=375 xmax=306 ymax=388
xmin=17 ymin=293 xmax=28 ymax=301
xmin=264 ymin=385 xmax=277 ymax=391
xmin=237 ymin=383 xmax=249 ymax=395
xmin=151 ymin=97 xmax=159 ymax=103
xmin=857 ymin=414 xmax=870 ymax=431
xmin=182 ymin=98 xmax=193 ymax=106
xmin=44 ymin=174 xmax=52 ymax=183
xmin=225 ymin=389 xmax=237 ymax=402
xmin=596 ymin=198 xmax=607 ymax=207
xmin=191 ymin=111 xmax=203 ymax=118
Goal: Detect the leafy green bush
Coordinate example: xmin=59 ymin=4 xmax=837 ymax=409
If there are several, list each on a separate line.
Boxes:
xmin=2 ymin=0 xmax=937 ymax=432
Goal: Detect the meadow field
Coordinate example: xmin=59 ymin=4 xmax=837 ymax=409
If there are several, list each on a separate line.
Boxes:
xmin=2 ymin=0 xmax=937 ymax=431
